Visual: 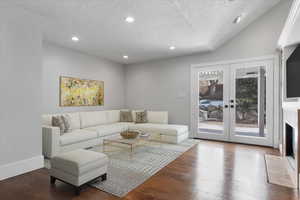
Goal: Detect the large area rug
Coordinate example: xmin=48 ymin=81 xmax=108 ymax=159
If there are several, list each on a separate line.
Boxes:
xmin=90 ymin=139 xmax=198 ymax=197
xmin=265 ymin=154 xmax=296 ymax=188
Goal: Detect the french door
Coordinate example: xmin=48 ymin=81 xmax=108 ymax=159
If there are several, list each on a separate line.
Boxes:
xmin=191 ymin=59 xmax=274 ymax=146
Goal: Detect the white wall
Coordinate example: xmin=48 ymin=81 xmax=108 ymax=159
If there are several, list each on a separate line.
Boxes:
xmin=125 ymin=0 xmax=292 ymax=126
xmin=0 ymin=0 xmax=291 ymax=180
xmin=0 ymin=15 xmax=125 ymax=180
xmin=0 ymin=7 xmax=43 ymax=178
xmin=42 ymin=43 xmax=125 ymax=114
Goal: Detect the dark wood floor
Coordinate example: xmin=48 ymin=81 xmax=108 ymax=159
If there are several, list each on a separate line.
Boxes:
xmin=0 ymin=140 xmax=299 ymax=200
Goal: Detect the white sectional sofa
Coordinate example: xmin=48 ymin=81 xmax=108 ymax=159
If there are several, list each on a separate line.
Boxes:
xmin=42 ymin=110 xmax=189 ymax=158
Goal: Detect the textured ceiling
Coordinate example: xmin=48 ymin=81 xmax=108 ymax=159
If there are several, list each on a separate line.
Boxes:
xmin=3 ymin=0 xmax=281 ymax=64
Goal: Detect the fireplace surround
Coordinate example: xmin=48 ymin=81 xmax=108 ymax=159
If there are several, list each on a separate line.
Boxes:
xmin=282 ymin=105 xmax=300 ymax=188
xmin=286 ymin=123 xmax=296 ymax=169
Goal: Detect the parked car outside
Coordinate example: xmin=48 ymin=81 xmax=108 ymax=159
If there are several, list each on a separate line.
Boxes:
xmin=199 ymin=99 xmax=223 ymax=109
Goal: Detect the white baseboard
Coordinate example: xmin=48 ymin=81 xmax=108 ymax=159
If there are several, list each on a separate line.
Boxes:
xmin=0 ymin=155 xmax=44 ymax=181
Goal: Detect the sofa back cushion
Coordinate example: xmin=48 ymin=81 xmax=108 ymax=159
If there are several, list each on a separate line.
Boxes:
xmin=80 ymin=111 xmax=107 ymax=128
xmin=147 ymin=111 xmax=168 ymax=124
xmin=106 ymin=110 xmax=120 ymax=123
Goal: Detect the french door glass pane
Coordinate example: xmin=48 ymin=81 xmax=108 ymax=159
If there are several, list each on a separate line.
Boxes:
xmin=198 ymin=70 xmax=224 ymax=135
xmin=234 ymin=66 xmax=266 ymax=137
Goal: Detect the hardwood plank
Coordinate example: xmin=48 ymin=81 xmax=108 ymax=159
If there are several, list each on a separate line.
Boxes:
xmin=0 ymin=140 xmax=298 ymax=200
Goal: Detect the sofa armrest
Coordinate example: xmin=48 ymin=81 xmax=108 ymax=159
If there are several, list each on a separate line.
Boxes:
xmin=42 ymin=126 xmax=60 ymax=158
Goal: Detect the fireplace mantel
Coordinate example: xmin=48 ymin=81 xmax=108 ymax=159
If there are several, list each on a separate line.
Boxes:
xmin=282 ymin=103 xmax=300 ymax=188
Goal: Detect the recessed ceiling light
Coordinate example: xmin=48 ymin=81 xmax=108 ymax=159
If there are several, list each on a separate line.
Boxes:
xmin=123 ymin=55 xmax=129 ymax=59
xmin=169 ymin=46 xmax=176 ymax=50
xmin=125 ymin=16 xmax=135 ymax=23
xmin=71 ymin=36 xmax=79 ymax=42
xmin=233 ymin=15 xmax=243 ymax=24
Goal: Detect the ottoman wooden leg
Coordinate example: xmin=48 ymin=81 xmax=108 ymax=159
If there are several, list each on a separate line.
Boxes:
xmin=101 ymin=173 xmax=107 ymax=181
xmin=50 ymin=176 xmax=56 ymax=185
xmin=75 ymin=186 xmax=81 ymax=196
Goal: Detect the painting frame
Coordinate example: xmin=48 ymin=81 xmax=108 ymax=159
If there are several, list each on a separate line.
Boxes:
xmin=59 ymin=76 xmax=104 ymax=107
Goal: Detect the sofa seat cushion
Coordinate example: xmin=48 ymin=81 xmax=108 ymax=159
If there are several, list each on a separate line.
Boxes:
xmin=60 ymin=130 xmax=98 ymax=146
xmin=51 ymin=149 xmax=108 ymax=176
xmin=129 ymin=123 xmax=188 ymax=136
xmin=115 ymin=122 xmax=135 ymax=127
xmin=84 ymin=123 xmax=130 ymax=137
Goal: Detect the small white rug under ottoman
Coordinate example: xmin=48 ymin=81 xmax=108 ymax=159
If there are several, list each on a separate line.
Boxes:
xmin=265 ymin=154 xmax=296 ymax=188
xmin=90 ymin=139 xmax=198 ymax=197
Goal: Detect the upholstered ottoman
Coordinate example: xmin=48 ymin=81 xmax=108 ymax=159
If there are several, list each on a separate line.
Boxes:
xmin=50 ymin=149 xmax=108 ymax=195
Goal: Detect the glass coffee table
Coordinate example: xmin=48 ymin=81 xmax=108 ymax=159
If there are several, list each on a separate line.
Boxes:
xmin=102 ymin=133 xmax=153 ymax=156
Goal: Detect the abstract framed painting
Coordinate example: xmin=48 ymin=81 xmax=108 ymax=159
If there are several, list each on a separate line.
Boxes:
xmin=60 ymin=76 xmax=104 ymax=106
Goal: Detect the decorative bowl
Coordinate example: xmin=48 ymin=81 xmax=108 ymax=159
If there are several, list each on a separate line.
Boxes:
xmin=120 ymin=131 xmax=139 ymax=139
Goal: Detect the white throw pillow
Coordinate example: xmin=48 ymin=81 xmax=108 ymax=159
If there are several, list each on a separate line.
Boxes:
xmin=64 ymin=112 xmax=81 ymax=130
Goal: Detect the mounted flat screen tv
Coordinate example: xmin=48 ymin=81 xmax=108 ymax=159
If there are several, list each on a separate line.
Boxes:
xmin=286 ymin=45 xmax=300 ymax=98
